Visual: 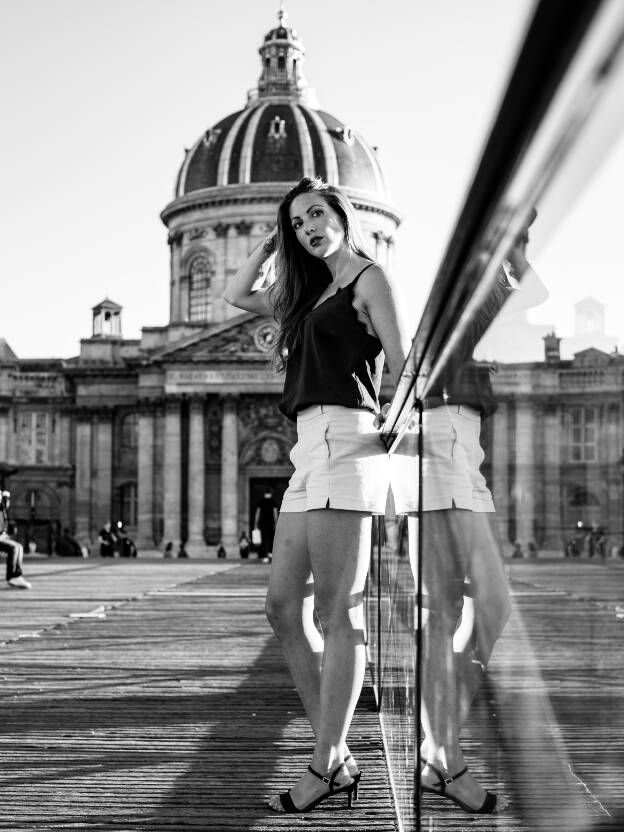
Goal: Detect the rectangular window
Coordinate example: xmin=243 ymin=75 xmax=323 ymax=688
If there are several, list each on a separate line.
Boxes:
xmin=568 ymin=406 xmax=597 ymax=463
xmin=17 ymin=412 xmax=49 ymax=465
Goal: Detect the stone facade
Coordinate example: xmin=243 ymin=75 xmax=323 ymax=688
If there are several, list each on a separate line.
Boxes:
xmin=2 ymin=332 xmax=623 ymax=555
xmin=0 ymin=12 xmax=402 ymax=555
xmin=2 ymin=13 xmax=622 ymax=558
xmin=482 ymin=345 xmax=624 ymax=553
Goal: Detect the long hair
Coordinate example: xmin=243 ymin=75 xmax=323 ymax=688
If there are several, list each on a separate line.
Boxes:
xmin=268 ymin=177 xmax=371 ymax=372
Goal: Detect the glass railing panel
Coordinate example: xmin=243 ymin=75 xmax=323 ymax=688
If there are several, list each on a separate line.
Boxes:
xmin=369 ymin=2 xmax=624 ymax=830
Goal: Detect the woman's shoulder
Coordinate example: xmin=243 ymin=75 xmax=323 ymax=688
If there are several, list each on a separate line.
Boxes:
xmin=353 ymin=261 xmax=392 ymax=296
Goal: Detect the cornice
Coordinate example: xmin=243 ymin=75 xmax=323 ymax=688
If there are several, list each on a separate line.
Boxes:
xmin=160 ymin=184 xmax=402 ymax=226
xmin=62 ymin=365 xmax=139 ymax=379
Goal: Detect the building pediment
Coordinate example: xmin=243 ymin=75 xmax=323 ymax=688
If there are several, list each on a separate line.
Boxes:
xmin=153 ymin=314 xmax=278 ymax=363
xmin=572 ymin=347 xmax=611 ymax=367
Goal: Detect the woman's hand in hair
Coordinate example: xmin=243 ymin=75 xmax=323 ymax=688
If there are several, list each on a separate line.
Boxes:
xmin=222 ymin=227 xmax=278 ymax=316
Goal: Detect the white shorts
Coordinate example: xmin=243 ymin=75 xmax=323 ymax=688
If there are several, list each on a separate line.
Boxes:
xmin=389 ymin=404 xmax=495 ymax=513
xmin=280 ymin=405 xmax=390 ymax=514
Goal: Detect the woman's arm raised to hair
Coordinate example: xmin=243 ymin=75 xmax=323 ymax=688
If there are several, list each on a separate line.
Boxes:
xmin=358 ymin=265 xmax=409 ymax=388
xmin=222 ymin=229 xmax=277 ymax=317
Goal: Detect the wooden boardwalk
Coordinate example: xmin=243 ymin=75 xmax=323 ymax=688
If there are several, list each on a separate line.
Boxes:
xmin=1 ymin=557 xmax=623 ymax=831
xmin=0 ymin=559 xmax=396 ymax=831
xmin=417 ymin=559 xmax=624 ymax=832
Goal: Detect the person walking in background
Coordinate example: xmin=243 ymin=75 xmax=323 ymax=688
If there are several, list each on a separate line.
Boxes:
xmin=1 ymin=492 xmax=31 ymax=589
xmin=97 ymin=521 xmax=116 ymax=558
xmin=225 ymin=177 xmax=407 ymax=814
xmin=254 ymin=487 xmax=279 ymax=562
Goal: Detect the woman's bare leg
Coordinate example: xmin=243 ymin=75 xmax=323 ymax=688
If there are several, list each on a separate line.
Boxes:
xmin=453 ymin=511 xmax=511 ymax=727
xmin=268 ymin=509 xmax=370 ymax=810
xmin=265 ymin=511 xmax=359 ymax=808
xmin=420 ymin=509 xmax=495 ymax=809
xmin=266 ymin=512 xmax=324 ymax=726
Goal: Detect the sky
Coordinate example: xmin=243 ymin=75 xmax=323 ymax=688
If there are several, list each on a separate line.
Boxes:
xmin=1 ymin=0 xmax=622 ymax=359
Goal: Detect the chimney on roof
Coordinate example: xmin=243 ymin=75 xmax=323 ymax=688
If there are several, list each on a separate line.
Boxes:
xmin=543 ymin=331 xmax=561 ymax=365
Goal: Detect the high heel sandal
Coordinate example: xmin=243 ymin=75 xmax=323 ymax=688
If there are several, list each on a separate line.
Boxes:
xmin=421 ymin=761 xmax=497 ymax=814
xmin=344 ymin=753 xmax=362 ymax=795
xmin=275 ymin=762 xmax=358 ymax=814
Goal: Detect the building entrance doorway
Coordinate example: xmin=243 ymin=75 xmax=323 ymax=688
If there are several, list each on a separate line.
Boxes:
xmin=248 ymin=477 xmax=289 ymax=557
xmin=14 ymin=519 xmax=58 ymax=556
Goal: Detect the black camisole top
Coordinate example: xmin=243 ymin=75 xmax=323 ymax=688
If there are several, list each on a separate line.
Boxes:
xmin=278 ymin=263 xmax=384 ymax=422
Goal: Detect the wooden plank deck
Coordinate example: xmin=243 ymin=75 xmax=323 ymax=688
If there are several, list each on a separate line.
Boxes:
xmin=2 ymin=558 xmax=623 ymax=831
xmin=0 ymin=560 xmax=397 ymax=831
xmin=417 ymin=560 xmax=624 ymax=832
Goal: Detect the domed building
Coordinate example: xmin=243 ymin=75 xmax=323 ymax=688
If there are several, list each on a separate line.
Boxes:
xmin=160 ymin=7 xmax=399 ymax=333
xmin=0 ymin=10 xmax=401 ymax=555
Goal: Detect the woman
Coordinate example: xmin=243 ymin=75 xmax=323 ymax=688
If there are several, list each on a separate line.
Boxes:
xmin=416 ymin=228 xmax=540 ymax=815
xmin=223 ymin=177 xmax=406 ymax=813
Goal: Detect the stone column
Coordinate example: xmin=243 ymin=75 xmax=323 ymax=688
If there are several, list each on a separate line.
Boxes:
xmin=187 ymin=397 xmax=206 ymax=554
xmin=137 ymin=404 xmax=155 ymax=549
xmin=213 ymin=222 xmax=232 ymax=323
xmin=543 ymin=402 xmax=561 ymax=550
xmin=514 ymin=399 xmax=535 ymax=550
xmin=168 ymin=230 xmax=183 ymax=322
xmin=74 ymin=412 xmax=93 ymax=543
xmin=220 ymin=394 xmax=239 ymax=553
xmin=58 ymin=409 xmax=72 ymax=466
xmin=92 ymin=409 xmax=113 ymax=532
xmin=6 ymin=407 xmax=17 ymax=464
xmin=491 ymin=400 xmax=510 ymax=545
xmin=162 ymin=398 xmax=182 ymax=546
xmin=0 ymin=407 xmax=9 ymax=463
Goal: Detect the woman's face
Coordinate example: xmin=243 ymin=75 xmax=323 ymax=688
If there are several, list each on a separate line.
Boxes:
xmin=288 ymin=192 xmax=346 ymax=259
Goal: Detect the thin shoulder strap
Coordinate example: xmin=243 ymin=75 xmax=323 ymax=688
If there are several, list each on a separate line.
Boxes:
xmin=349 ymin=261 xmax=377 ymax=289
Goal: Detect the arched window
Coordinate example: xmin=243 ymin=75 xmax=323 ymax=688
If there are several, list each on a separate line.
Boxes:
xmin=189 ymin=254 xmax=214 ymax=322
xmin=121 ymin=413 xmax=138 ymax=448
xmin=120 ymin=483 xmax=138 ymax=527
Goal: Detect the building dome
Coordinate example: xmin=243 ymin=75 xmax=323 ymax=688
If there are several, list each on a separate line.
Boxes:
xmin=160 ymin=8 xmax=400 ymax=332
xmin=176 ymin=105 xmax=388 ymax=199
xmin=173 ymin=9 xmax=389 ymax=201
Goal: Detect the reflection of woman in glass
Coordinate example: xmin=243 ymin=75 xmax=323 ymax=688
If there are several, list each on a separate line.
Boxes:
xmin=418 ymin=222 xmax=538 ymax=814
xmin=224 ymin=177 xmax=406 ymax=814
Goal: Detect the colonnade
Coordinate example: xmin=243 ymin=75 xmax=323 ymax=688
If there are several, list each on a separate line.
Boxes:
xmin=73 ymin=395 xmax=240 ymax=552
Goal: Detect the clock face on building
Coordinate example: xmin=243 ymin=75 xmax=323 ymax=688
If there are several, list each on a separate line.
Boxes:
xmin=254 ymin=322 xmax=278 ymax=352
xmin=260 ymin=438 xmax=281 ymax=464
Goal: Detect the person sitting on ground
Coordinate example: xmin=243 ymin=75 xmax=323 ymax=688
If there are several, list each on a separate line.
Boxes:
xmin=56 ymin=527 xmax=83 ymax=557
xmin=117 ymin=527 xmax=138 ymax=558
xmin=239 ymin=530 xmax=251 ymax=559
xmin=98 ymin=521 xmax=117 ymax=557
xmin=1 ymin=493 xmax=31 ymax=589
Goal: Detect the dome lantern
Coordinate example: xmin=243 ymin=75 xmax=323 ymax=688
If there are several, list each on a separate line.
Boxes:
xmin=250 ymin=5 xmax=317 ymax=108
